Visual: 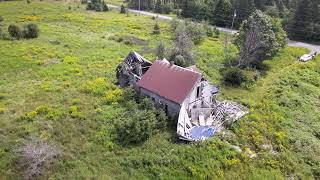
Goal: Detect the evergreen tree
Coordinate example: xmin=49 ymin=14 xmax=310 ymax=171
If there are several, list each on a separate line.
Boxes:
xmin=289 ymin=0 xmax=313 ymax=40
xmin=234 ymin=0 xmax=255 ymax=28
xmin=153 ymin=22 xmax=160 ymax=34
xmin=213 ymin=0 xmax=232 ymax=27
xmin=155 ymin=0 xmax=162 ymax=13
xmin=120 ymin=4 xmax=126 ymax=14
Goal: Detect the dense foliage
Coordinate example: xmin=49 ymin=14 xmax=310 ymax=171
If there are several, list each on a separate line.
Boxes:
xmin=127 ymin=0 xmax=320 ymax=43
xmin=86 ymin=0 xmax=109 ymax=12
xmin=223 ymin=67 xmax=246 ymax=86
xmin=288 ymin=0 xmax=320 ymax=42
xmin=114 ymin=96 xmax=168 ymax=145
xmin=8 ymin=24 xmax=22 ymax=39
xmin=22 ymin=23 xmax=39 ymax=39
xmin=235 ymin=10 xmax=287 ymax=67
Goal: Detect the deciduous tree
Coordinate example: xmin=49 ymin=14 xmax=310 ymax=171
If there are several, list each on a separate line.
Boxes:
xmin=235 ymin=10 xmax=287 ymax=67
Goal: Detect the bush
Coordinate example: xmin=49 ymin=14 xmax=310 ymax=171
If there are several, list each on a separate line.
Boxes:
xmin=0 ymin=16 xmax=3 ymax=22
xmin=102 ymin=1 xmax=109 ymax=12
xmin=170 ymin=18 xmax=180 ymax=31
xmin=223 ymin=68 xmax=247 ymax=86
xmin=120 ymin=4 xmax=126 ymax=14
xmin=186 ymin=22 xmax=205 ymax=45
xmin=204 ymin=23 xmax=214 ymax=37
xmin=86 ymin=2 xmax=95 ymax=10
xmin=213 ymin=26 xmax=220 ymax=38
xmin=161 ymin=3 xmax=173 ymax=14
xmin=174 ymin=55 xmax=187 ymax=67
xmin=17 ymin=137 xmax=61 ymax=179
xmin=123 ymin=39 xmax=133 ymax=45
xmin=114 ymin=97 xmax=167 ymax=145
xmin=8 ymin=24 xmax=22 ymax=40
xmin=153 ymin=22 xmax=160 ymax=34
xmin=22 ymin=23 xmax=39 ymax=39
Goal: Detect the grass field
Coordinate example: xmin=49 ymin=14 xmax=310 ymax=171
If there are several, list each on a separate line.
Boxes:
xmin=0 ymin=0 xmax=319 ymax=179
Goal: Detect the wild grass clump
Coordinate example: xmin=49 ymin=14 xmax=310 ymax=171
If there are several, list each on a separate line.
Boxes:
xmin=105 ymin=88 xmax=123 ymax=105
xmin=69 ymin=105 xmax=84 ymax=119
xmin=17 ymin=105 xmax=65 ymax=122
xmin=80 ymin=77 xmax=115 ymax=96
xmin=0 ymin=107 xmax=5 ymax=114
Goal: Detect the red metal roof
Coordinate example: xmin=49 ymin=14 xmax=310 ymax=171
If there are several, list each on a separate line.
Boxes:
xmin=137 ymin=60 xmax=201 ymax=104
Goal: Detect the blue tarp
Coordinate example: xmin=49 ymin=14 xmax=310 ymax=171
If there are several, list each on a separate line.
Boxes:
xmin=190 ymin=126 xmax=215 ymax=140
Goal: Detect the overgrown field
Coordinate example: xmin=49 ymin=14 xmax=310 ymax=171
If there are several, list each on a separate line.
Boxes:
xmin=0 ymin=1 xmax=319 ymax=179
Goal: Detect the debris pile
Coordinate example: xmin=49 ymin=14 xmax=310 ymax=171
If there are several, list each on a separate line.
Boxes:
xmin=178 ymin=100 xmax=248 ymax=141
xmin=212 ymin=101 xmax=249 ymax=132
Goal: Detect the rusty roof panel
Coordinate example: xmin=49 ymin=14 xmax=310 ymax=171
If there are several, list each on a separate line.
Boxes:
xmin=137 ymin=60 xmax=201 ymax=104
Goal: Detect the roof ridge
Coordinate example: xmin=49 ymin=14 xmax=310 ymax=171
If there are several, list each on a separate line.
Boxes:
xmin=155 ymin=60 xmax=202 ymax=76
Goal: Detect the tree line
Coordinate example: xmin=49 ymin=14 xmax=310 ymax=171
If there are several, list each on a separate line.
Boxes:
xmin=127 ymin=0 xmax=320 ymax=43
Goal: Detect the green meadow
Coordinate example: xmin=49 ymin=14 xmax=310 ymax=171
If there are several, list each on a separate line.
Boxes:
xmin=0 ymin=0 xmax=319 ymax=179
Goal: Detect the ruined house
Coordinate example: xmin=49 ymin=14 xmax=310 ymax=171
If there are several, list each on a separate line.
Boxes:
xmin=117 ymin=51 xmax=247 ymax=141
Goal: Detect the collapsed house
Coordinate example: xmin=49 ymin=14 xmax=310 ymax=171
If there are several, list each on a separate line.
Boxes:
xmin=117 ymin=51 xmax=248 ymax=141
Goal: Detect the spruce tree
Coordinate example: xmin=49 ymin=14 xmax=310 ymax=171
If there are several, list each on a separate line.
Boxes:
xmin=120 ymin=4 xmax=126 ymax=14
xmin=155 ymin=0 xmax=162 ymax=13
xmin=213 ymin=0 xmax=232 ymax=27
xmin=289 ymin=0 xmax=313 ymax=40
xmin=234 ymin=0 xmax=255 ymax=28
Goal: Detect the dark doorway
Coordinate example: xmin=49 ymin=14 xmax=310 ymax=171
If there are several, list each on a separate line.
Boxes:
xmin=165 ymin=104 xmax=168 ymax=115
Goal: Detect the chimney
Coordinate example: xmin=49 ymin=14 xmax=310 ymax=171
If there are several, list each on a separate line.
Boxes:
xmin=170 ymin=61 xmax=174 ymax=66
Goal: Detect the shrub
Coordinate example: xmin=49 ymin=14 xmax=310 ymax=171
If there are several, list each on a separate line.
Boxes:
xmin=102 ymin=1 xmax=109 ymax=12
xmin=17 ymin=137 xmax=61 ymax=179
xmin=22 ymin=23 xmax=39 ymax=39
xmin=203 ymin=21 xmax=213 ymax=37
xmin=0 ymin=16 xmax=3 ymax=22
xmin=153 ymin=22 xmax=160 ymax=34
xmin=114 ymin=101 xmax=167 ymax=145
xmin=223 ymin=68 xmax=247 ymax=86
xmin=113 ymin=94 xmax=168 ymax=145
xmin=86 ymin=2 xmax=95 ymax=10
xmin=8 ymin=24 xmax=22 ymax=40
xmin=161 ymin=3 xmax=173 ymax=14
xmin=186 ymin=22 xmax=205 ymax=45
xmin=213 ymin=26 xmax=220 ymax=38
xmin=26 ymin=0 xmax=30 ymax=3
xmin=105 ymin=89 xmax=123 ymax=104
xmin=174 ymin=55 xmax=188 ymax=67
xmin=123 ymin=38 xmax=133 ymax=45
xmin=80 ymin=77 xmax=112 ymax=96
xmin=120 ymin=4 xmax=126 ymax=14
xmin=114 ymin=110 xmax=156 ymax=144
xmin=170 ymin=18 xmax=179 ymax=31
